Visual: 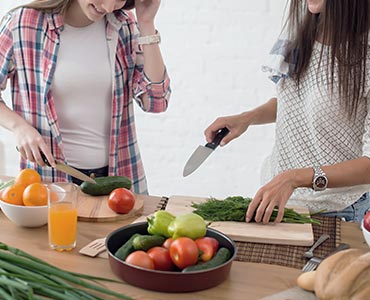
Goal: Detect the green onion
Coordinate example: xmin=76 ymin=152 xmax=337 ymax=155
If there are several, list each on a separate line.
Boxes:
xmin=191 ymin=196 xmax=321 ymax=225
xmin=0 ymin=242 xmax=133 ymax=300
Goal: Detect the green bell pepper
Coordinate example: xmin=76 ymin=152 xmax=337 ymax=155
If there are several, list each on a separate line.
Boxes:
xmin=168 ymin=213 xmax=207 ymax=240
xmin=147 ymin=210 xmax=176 ymax=237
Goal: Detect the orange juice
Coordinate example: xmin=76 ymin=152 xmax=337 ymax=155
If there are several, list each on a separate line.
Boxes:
xmin=48 ymin=202 xmax=78 ymax=251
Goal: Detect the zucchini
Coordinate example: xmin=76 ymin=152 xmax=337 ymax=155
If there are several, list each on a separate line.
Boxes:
xmin=182 ymin=247 xmax=232 ymax=272
xmin=115 ymin=233 xmax=141 ymax=261
xmin=132 ymin=235 xmax=165 ymax=251
xmin=80 ymin=176 xmax=132 ymax=196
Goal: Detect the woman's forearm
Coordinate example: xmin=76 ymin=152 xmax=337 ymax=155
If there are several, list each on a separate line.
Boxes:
xmin=247 ymin=97 xmax=277 ymax=125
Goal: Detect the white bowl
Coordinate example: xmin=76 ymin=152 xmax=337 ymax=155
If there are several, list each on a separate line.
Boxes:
xmin=361 ymin=219 xmax=370 ymax=248
xmin=0 ymin=199 xmax=48 ymax=227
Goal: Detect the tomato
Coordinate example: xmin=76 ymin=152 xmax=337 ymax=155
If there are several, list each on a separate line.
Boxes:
xmin=169 ymin=237 xmax=199 ymax=270
xmin=195 ymin=237 xmax=219 ymax=262
xmin=125 ymin=250 xmax=154 ymax=269
xmin=162 ymin=237 xmax=173 ymax=249
xmin=108 ymin=188 xmax=135 ymax=214
xmin=147 ymin=246 xmax=174 ymax=271
xmin=364 ymin=210 xmax=370 ymax=232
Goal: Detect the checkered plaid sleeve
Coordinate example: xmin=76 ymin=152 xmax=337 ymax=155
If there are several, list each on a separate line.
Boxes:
xmin=0 ymin=13 xmax=15 ymax=100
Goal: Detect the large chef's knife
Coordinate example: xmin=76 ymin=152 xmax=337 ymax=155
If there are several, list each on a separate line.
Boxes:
xmin=40 ymin=152 xmax=97 ymax=184
xmin=183 ymin=127 xmax=230 ymax=177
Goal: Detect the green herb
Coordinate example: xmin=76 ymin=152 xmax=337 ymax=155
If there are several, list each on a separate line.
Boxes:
xmin=0 ymin=242 xmax=133 ymax=300
xmin=191 ymin=196 xmax=320 ymax=225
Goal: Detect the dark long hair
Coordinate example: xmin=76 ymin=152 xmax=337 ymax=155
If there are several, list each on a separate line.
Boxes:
xmin=286 ymin=0 xmax=370 ymax=118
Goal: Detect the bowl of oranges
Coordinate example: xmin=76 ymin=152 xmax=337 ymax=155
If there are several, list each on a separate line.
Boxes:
xmin=0 ymin=169 xmax=48 ymax=227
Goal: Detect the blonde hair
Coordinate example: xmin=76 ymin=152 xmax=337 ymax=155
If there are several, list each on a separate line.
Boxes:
xmin=16 ymin=0 xmax=72 ymax=14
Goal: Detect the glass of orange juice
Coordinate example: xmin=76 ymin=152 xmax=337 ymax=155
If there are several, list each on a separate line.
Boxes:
xmin=47 ymin=183 xmax=78 ymax=251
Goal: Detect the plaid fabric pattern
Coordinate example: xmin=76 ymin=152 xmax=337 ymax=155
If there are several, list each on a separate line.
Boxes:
xmin=0 ymin=8 xmax=171 ymax=194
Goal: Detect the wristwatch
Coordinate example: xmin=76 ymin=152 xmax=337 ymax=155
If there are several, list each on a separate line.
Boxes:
xmin=312 ymin=166 xmax=328 ymax=191
xmin=138 ymin=30 xmax=161 ymax=45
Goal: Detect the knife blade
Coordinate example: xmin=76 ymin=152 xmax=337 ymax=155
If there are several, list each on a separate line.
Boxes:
xmin=183 ymin=127 xmax=230 ymax=177
xmin=40 ymin=152 xmax=97 ymax=184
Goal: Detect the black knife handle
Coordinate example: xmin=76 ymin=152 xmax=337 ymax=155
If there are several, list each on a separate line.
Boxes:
xmin=205 ymin=127 xmax=230 ymax=150
xmin=40 ymin=151 xmax=52 ymax=167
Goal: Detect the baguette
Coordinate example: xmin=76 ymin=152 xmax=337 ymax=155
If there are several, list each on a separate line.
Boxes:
xmin=314 ymin=249 xmax=370 ymax=300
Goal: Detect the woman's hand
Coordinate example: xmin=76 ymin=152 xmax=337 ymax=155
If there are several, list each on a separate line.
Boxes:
xmin=14 ymin=123 xmax=54 ymax=167
xmin=204 ymin=112 xmax=253 ymax=146
xmin=135 ymin=0 xmax=160 ymax=26
xmin=246 ymin=170 xmax=297 ymax=224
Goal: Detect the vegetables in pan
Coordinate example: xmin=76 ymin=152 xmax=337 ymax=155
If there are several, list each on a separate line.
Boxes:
xmin=182 ymin=247 xmax=231 ymax=272
xmin=191 ymin=196 xmax=320 ymax=224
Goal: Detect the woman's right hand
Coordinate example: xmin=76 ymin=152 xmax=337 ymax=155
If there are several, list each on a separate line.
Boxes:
xmin=204 ymin=112 xmax=253 ymax=146
xmin=14 ymin=123 xmax=55 ymax=167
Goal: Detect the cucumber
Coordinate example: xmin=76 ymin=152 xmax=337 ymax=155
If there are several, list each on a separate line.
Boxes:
xmin=182 ymin=247 xmax=232 ymax=272
xmin=115 ymin=233 xmax=141 ymax=261
xmin=132 ymin=235 xmax=165 ymax=251
xmin=80 ymin=176 xmax=132 ymax=196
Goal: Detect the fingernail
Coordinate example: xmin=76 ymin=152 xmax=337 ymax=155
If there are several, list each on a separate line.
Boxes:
xmin=245 ymin=217 xmax=250 ymax=223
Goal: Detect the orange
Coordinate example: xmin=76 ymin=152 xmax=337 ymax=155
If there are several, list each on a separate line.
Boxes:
xmin=1 ymin=184 xmax=26 ymax=206
xmin=23 ymin=183 xmax=48 ymax=206
xmin=14 ymin=169 xmax=41 ymax=187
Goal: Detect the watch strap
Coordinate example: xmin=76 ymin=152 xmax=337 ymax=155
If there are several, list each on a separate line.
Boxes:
xmin=312 ymin=166 xmax=328 ymax=191
xmin=138 ymin=30 xmax=161 ymax=45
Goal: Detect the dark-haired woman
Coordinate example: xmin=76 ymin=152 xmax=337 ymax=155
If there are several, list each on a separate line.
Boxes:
xmin=0 ymin=0 xmax=171 ymax=194
xmin=205 ymin=0 xmax=370 ymax=223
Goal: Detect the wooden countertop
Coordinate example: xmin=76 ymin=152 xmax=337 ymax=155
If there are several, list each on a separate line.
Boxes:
xmin=0 ymin=176 xmax=368 ymax=299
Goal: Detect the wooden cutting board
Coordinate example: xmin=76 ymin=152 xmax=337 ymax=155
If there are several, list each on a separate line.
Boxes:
xmin=77 ymin=190 xmax=144 ymax=222
xmin=164 ymin=195 xmax=314 ymax=246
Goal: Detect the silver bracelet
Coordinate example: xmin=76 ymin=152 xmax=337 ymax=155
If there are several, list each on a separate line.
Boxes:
xmin=138 ymin=30 xmax=161 ymax=45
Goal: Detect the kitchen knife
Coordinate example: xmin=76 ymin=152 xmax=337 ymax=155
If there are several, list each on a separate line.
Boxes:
xmin=183 ymin=127 xmax=230 ymax=177
xmin=40 ymin=152 xmax=97 ymax=184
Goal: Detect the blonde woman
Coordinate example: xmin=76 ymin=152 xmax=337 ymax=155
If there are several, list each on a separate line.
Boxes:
xmin=0 ymin=0 xmax=171 ymax=194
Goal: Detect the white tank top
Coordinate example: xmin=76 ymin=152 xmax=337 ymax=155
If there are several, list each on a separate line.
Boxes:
xmin=52 ymin=19 xmax=112 ymax=169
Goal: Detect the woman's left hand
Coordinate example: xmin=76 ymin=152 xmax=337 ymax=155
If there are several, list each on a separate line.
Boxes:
xmin=245 ymin=170 xmax=297 ymax=224
xmin=135 ymin=0 xmax=161 ymax=25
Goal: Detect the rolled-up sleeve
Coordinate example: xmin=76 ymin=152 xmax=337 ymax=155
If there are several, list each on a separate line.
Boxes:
xmin=130 ymin=19 xmax=171 ymax=113
xmin=0 ymin=13 xmax=15 ymax=103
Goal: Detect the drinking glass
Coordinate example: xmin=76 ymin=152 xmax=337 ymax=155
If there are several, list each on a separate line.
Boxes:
xmin=48 ymin=183 xmax=78 ymax=251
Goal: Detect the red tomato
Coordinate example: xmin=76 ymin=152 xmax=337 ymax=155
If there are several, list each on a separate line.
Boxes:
xmin=108 ymin=188 xmax=135 ymax=214
xmin=125 ymin=250 xmax=154 ymax=269
xmin=169 ymin=237 xmax=199 ymax=270
xmin=162 ymin=237 xmax=173 ymax=249
xmin=195 ymin=237 xmax=219 ymax=262
xmin=147 ymin=246 xmax=174 ymax=271
xmin=364 ymin=210 xmax=370 ymax=232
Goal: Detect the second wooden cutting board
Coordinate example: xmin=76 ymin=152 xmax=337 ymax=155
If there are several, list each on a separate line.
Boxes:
xmin=165 ymin=195 xmax=314 ymax=246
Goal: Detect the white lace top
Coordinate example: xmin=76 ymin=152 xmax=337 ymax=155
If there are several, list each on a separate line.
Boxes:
xmin=261 ymin=42 xmax=370 ymax=213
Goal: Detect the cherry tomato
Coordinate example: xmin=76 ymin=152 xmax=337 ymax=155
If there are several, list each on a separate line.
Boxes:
xmin=162 ymin=237 xmax=173 ymax=249
xmin=364 ymin=210 xmax=370 ymax=232
xmin=147 ymin=246 xmax=174 ymax=271
xmin=195 ymin=237 xmax=219 ymax=262
xmin=108 ymin=188 xmax=135 ymax=214
xmin=125 ymin=250 xmax=154 ymax=269
xmin=169 ymin=237 xmax=199 ymax=270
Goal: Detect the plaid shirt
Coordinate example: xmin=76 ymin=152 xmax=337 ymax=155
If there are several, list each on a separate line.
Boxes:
xmin=0 ymin=8 xmax=171 ymax=194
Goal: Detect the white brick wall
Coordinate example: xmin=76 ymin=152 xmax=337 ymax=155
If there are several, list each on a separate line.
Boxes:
xmin=0 ymin=0 xmax=286 ymax=199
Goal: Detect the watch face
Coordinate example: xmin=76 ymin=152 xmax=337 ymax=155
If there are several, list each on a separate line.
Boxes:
xmin=314 ymin=176 xmax=327 ymax=189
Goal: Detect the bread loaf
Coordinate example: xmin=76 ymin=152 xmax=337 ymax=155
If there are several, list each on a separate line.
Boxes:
xmin=314 ymin=249 xmax=370 ymax=300
xmin=297 ymin=271 xmax=316 ymax=292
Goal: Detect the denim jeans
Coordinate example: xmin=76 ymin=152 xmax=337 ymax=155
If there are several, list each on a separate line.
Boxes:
xmin=318 ymin=192 xmax=370 ymax=223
